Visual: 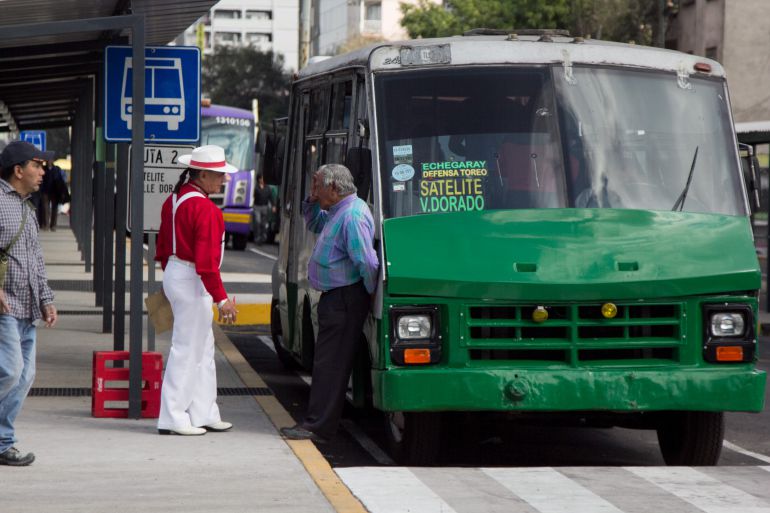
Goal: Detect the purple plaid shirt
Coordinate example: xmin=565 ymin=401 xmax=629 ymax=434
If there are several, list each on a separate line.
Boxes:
xmin=302 ymin=194 xmax=379 ymax=293
xmin=0 ymin=178 xmax=54 ymax=320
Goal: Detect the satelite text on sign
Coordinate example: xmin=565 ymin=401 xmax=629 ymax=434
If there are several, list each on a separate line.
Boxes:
xmin=129 ymin=144 xmax=193 ymax=233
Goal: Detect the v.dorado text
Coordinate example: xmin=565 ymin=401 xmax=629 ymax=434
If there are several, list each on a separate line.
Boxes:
xmin=420 ymin=176 xmax=485 ymax=213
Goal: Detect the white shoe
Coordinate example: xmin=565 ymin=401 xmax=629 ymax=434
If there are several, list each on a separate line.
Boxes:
xmin=204 ymin=421 xmax=233 ymax=432
xmin=158 ymin=426 xmax=207 ymax=436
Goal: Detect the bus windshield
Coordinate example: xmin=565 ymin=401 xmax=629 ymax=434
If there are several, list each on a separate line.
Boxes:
xmin=375 ymin=66 xmax=745 ymax=218
xmin=200 ymin=115 xmax=255 ymax=170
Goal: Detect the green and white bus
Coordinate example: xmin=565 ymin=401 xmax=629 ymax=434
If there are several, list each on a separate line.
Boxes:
xmin=266 ymin=29 xmax=765 ymax=465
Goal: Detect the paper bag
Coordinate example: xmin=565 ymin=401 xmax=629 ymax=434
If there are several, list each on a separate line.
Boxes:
xmin=145 ymin=289 xmax=174 ymax=333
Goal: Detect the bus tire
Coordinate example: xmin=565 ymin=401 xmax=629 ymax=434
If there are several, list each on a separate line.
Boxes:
xmin=656 ymin=411 xmax=724 ymax=466
xmin=271 ymin=300 xmax=296 ymax=369
xmin=232 ymin=233 xmax=248 ymax=250
xmin=384 ymin=411 xmax=442 ymax=465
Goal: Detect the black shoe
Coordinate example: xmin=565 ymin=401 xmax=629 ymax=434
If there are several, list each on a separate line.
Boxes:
xmin=0 ymin=447 xmax=35 ymax=466
xmin=280 ymin=425 xmax=328 ymax=443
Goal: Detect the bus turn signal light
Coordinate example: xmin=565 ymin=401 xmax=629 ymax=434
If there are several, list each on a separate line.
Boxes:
xmin=404 ymin=348 xmax=431 ymax=364
xmin=716 ymin=346 xmax=744 ymax=362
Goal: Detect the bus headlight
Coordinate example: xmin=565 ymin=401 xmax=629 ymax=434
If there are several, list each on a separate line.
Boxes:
xmin=710 ymin=312 xmax=745 ymax=337
xmin=702 ymin=304 xmax=754 ymax=363
xmin=234 ymin=180 xmax=247 ymax=204
xmin=397 ymin=315 xmax=431 ymax=339
xmin=390 ymin=306 xmax=441 ymax=365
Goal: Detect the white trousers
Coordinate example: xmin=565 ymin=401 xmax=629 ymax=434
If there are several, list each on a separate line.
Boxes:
xmin=157 ymin=260 xmax=221 ymax=430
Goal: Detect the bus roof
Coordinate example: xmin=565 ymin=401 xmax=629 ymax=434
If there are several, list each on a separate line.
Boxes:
xmin=297 ymin=33 xmax=723 ymax=80
xmin=202 ymin=103 xmax=253 ymax=119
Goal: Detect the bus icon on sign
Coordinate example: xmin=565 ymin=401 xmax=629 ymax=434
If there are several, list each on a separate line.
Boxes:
xmin=120 ymin=57 xmax=185 ymax=131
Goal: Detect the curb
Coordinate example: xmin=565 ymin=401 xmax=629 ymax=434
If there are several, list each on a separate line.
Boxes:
xmin=213 ymin=325 xmax=367 ymax=513
xmin=212 ymin=303 xmax=270 ymax=326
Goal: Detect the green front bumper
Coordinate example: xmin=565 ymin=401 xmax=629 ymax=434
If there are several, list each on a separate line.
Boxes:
xmin=373 ymin=365 xmax=766 ymax=412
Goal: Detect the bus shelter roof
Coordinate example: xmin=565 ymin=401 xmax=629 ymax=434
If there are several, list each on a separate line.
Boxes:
xmin=0 ymin=0 xmax=215 ymax=132
xmin=736 ymin=121 xmax=770 ymax=145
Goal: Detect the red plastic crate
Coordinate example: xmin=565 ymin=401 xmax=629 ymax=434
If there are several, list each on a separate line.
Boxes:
xmin=92 ymin=351 xmax=163 ymax=418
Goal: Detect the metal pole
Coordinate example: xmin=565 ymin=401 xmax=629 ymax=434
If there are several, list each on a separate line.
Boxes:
xmin=128 ymin=15 xmax=146 ymax=419
xmin=147 ymin=233 xmax=156 ymax=352
xmin=103 ymin=144 xmax=116 ymax=333
xmin=94 ymin=130 xmax=105 ymax=306
xmin=114 ymin=144 xmax=128 ymax=352
xmin=81 ymin=81 xmax=93 ymax=274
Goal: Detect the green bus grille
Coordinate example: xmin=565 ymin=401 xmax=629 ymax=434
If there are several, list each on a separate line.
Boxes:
xmin=464 ymin=303 xmax=683 ymax=365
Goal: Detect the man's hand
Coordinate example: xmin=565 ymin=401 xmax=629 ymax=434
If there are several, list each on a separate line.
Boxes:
xmin=309 ymin=171 xmax=322 ymax=203
xmin=42 ymin=303 xmax=57 ymax=327
xmin=218 ymin=298 xmax=238 ymax=325
xmin=0 ymin=290 xmax=9 ymax=314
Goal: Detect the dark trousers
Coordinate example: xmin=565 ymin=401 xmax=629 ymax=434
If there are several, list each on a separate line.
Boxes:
xmin=302 ymin=280 xmax=370 ymax=438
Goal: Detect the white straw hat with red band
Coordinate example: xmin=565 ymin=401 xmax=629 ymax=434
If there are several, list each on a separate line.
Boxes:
xmin=177 ymin=145 xmax=238 ymax=173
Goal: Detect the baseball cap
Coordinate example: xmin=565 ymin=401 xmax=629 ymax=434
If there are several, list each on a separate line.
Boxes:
xmin=0 ymin=140 xmax=54 ymax=169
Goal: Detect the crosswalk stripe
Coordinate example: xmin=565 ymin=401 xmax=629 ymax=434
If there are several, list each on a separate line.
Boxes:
xmin=483 ymin=467 xmax=625 ymax=513
xmin=336 ymin=467 xmax=458 ymax=513
xmin=336 ymin=467 xmax=770 ymax=513
xmin=412 ymin=467 xmax=540 ymax=513
xmin=559 ymin=467 xmax=702 ymax=513
xmin=627 ymin=467 xmax=770 ymax=513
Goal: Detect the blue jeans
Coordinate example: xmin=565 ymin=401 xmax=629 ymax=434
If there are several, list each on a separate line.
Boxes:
xmin=0 ymin=315 xmax=36 ymax=453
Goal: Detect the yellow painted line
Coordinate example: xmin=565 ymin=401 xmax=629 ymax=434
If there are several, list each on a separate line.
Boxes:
xmin=211 ymin=303 xmax=270 ymax=325
xmin=214 ymin=326 xmax=367 ymax=513
xmin=223 ymin=213 xmax=251 ymax=224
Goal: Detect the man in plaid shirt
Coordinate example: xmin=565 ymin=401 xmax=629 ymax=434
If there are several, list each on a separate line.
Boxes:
xmin=0 ymin=141 xmax=57 ymax=466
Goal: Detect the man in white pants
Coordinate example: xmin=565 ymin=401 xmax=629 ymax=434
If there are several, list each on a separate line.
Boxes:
xmin=154 ymin=145 xmax=239 ymax=436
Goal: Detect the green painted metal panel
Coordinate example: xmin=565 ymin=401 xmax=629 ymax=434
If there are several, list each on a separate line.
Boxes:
xmin=383 ymin=209 xmax=760 ymax=301
xmin=372 ymin=366 xmax=766 ymax=412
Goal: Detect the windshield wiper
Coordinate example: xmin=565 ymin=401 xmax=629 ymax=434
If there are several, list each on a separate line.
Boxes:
xmin=671 ymin=146 xmax=699 ymax=211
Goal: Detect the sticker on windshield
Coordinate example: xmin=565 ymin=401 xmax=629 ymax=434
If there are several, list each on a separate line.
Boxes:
xmin=392 ymin=164 xmax=415 ymax=182
xmin=393 ymin=145 xmax=413 ymax=165
xmin=393 ymin=182 xmax=405 ymax=192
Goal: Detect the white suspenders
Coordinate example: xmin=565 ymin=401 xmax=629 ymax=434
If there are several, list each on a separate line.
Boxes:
xmin=171 ymin=191 xmax=226 ymax=269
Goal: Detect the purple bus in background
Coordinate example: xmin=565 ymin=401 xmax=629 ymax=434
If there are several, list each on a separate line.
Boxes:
xmin=200 ymin=102 xmax=255 ymax=250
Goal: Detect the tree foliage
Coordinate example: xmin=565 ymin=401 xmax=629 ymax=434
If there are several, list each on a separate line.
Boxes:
xmin=401 ymin=0 xmax=572 ymax=39
xmin=201 ymin=46 xmax=291 ymax=125
xmin=401 ymin=0 xmax=679 ymax=47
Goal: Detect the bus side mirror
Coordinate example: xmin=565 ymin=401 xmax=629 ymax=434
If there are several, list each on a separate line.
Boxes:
xmin=261 ymin=133 xmax=284 ymax=186
xmin=346 ymin=147 xmax=372 ymax=201
xmin=739 ymin=143 xmax=761 ymax=212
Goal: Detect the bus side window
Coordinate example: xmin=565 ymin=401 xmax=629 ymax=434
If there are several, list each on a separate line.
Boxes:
xmin=325 ymin=80 xmax=354 ymax=169
xmin=303 ymin=86 xmax=330 ymax=198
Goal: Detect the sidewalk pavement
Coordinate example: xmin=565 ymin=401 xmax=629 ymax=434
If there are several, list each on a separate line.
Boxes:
xmin=2 ymin=222 xmax=338 ymax=513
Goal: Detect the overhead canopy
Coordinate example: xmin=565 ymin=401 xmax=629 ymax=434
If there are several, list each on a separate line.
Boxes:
xmin=0 ymin=0 xmax=215 ymax=131
xmin=735 ymin=121 xmax=770 ymax=145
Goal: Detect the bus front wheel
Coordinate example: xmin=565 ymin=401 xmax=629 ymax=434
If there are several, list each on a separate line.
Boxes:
xmin=656 ymin=411 xmax=724 ymax=466
xmin=384 ymin=411 xmax=442 ymax=465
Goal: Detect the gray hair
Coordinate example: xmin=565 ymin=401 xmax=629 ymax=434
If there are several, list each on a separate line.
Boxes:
xmin=317 ymin=163 xmax=357 ymax=196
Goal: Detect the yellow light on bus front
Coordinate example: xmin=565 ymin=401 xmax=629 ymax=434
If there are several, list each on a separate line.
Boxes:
xmin=601 ymin=303 xmax=618 ymax=319
xmin=532 ymin=306 xmax=548 ymax=323
xmin=404 ymin=348 xmax=431 ymax=364
xmin=716 ymin=346 xmax=744 ymax=362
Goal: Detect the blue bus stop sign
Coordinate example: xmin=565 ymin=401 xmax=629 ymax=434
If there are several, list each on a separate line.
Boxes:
xmin=104 ymin=46 xmax=200 ymax=143
xmin=20 ymin=130 xmax=46 ymax=151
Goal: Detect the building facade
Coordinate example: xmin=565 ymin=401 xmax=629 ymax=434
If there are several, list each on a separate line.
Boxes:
xmin=310 ymin=0 xmax=439 ymax=57
xmin=177 ymin=0 xmax=299 ymax=72
xmin=669 ymin=0 xmax=770 ymax=122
